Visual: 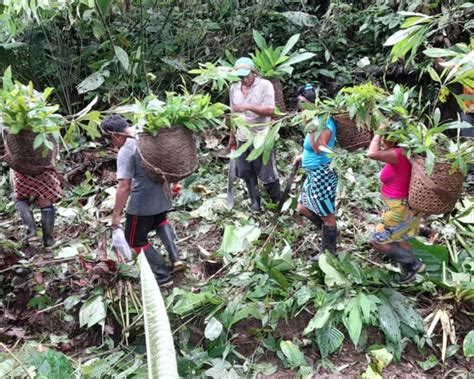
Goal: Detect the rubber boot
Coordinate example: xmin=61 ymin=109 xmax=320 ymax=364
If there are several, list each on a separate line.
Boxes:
xmin=15 ymin=200 xmax=37 ymax=240
xmin=306 ymin=211 xmax=322 ymax=230
xmin=245 ymin=177 xmax=261 ymax=212
xmin=264 ymin=181 xmax=281 ymax=203
xmin=40 ymin=206 xmax=55 ymax=247
xmin=157 ymin=222 xmax=185 ymax=272
xmin=143 ymin=245 xmax=173 ymax=287
xmin=386 ymin=243 xmax=425 ymax=283
xmin=310 ymin=224 xmax=337 ymax=261
xmin=321 ymin=224 xmax=337 ymax=254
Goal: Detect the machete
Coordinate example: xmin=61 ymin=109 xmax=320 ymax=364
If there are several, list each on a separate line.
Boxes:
xmin=275 ymin=161 xmax=300 ymax=215
xmin=226 ymin=149 xmax=237 ymax=209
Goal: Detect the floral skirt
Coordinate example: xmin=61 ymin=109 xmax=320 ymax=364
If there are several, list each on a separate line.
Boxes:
xmin=299 ymin=164 xmax=338 ymax=217
xmin=372 ymin=198 xmax=420 ymax=244
xmin=12 ymin=169 xmax=62 ymax=203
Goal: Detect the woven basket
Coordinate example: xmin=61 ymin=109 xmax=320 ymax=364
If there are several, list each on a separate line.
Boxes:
xmin=0 ymin=133 xmax=5 ymax=160
xmin=269 ymin=77 xmax=286 ymax=112
xmin=4 ymin=130 xmax=57 ymax=175
xmin=137 ymin=125 xmax=198 ymax=183
xmin=408 ymin=156 xmax=464 ymax=215
xmin=333 ymin=112 xmax=373 ymax=152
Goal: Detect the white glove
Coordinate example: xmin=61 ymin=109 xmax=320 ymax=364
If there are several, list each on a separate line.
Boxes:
xmin=112 ymin=228 xmax=133 ymax=262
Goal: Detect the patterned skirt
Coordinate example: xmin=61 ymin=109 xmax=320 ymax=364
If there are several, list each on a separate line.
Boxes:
xmin=299 ymin=164 xmax=338 ymax=217
xmin=12 ymin=169 xmax=62 ymax=203
xmin=372 ymin=198 xmax=420 ymax=244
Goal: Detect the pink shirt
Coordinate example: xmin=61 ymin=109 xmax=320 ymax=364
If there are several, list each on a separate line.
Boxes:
xmin=380 ymin=148 xmax=412 ymax=199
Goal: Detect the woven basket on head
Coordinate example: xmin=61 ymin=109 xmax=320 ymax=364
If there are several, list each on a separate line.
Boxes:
xmin=269 ymin=77 xmax=286 ymax=112
xmin=4 ymin=130 xmax=57 ymax=175
xmin=408 ymin=156 xmax=464 ymax=215
xmin=137 ymin=125 xmax=198 ymax=183
xmin=333 ymin=112 xmax=373 ymax=152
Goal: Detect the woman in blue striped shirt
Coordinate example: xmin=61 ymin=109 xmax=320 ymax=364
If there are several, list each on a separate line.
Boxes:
xmin=293 ymin=84 xmax=338 ymax=259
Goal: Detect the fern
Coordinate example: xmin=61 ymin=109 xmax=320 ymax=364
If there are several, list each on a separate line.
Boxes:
xmin=139 ymin=253 xmax=179 ymax=378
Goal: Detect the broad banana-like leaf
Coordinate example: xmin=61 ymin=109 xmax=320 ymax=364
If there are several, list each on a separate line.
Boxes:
xmin=139 ymin=253 xmax=179 ymax=378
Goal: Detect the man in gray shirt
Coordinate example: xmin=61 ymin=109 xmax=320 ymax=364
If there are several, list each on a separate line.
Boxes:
xmin=101 ymin=115 xmax=185 ymax=287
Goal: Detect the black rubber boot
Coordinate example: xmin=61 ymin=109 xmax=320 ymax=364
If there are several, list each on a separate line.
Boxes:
xmin=306 ymin=211 xmax=322 ymax=230
xmin=321 ymin=224 xmax=337 ymax=254
xmin=386 ymin=243 xmax=425 ymax=283
xmin=143 ymin=245 xmax=173 ymax=287
xmin=15 ymin=200 xmax=37 ymax=240
xmin=40 ymin=206 xmax=55 ymax=247
xmin=157 ymin=223 xmax=185 ymax=272
xmin=264 ymin=180 xmax=281 ymax=203
xmin=245 ymin=177 xmax=261 ymax=212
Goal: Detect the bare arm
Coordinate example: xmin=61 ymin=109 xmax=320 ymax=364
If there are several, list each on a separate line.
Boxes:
xmin=309 ymin=128 xmax=332 ymax=154
xmin=112 ymin=178 xmax=131 ymax=228
xmin=245 ymin=104 xmax=275 ymax=117
xmin=367 ymin=135 xmax=398 ymax=164
xmin=232 ymin=103 xmax=275 ymax=116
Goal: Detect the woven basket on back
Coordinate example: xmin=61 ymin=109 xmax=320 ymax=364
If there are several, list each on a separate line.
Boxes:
xmin=408 ymin=156 xmax=464 ymax=215
xmin=269 ymin=77 xmax=286 ymax=112
xmin=137 ymin=125 xmax=198 ymax=183
xmin=0 ymin=133 xmax=5 ymax=160
xmin=4 ymin=130 xmax=57 ymax=175
xmin=333 ymin=112 xmax=373 ymax=152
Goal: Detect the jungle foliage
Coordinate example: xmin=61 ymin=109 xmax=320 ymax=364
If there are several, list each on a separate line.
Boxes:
xmin=0 ymin=0 xmax=473 ymax=378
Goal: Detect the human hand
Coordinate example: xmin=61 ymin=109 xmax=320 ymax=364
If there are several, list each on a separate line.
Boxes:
xmin=112 ymin=214 xmax=122 ymax=230
xmin=293 ymin=155 xmax=302 ymax=166
xmin=233 ymin=103 xmax=251 ymax=112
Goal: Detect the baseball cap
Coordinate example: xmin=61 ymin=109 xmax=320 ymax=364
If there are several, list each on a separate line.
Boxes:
xmin=232 ymin=57 xmax=255 ymax=77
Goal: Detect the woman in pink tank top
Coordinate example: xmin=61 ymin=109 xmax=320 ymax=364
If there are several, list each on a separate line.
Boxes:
xmin=367 ymin=123 xmax=425 ymax=283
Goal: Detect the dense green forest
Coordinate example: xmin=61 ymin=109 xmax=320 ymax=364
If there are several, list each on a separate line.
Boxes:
xmin=0 ymin=1 xmax=473 ymax=378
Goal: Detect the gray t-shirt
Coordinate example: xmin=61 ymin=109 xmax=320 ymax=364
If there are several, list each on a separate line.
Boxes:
xmin=117 ymin=138 xmax=172 ymax=216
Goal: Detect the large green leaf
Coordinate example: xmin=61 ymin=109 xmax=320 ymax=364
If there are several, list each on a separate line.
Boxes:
xmin=278 ymin=52 xmax=315 ymax=69
xmin=79 ymin=294 xmax=106 ymax=328
xmin=114 ymin=46 xmax=129 ymax=71
xmin=25 ymin=348 xmax=73 ymax=379
xmin=318 ymin=254 xmax=350 ymax=287
xmin=383 ymin=25 xmax=422 ymax=46
xmin=316 ymin=324 xmax=344 ymax=357
xmin=464 ymin=330 xmax=474 ymax=357
xmin=252 ymin=29 xmax=267 ymax=50
xmin=76 ymin=70 xmax=109 ymax=94
xmin=384 ymin=290 xmax=423 ymax=333
xmin=343 ymin=297 xmax=363 ymax=346
xmin=281 ymin=33 xmax=300 ymax=57
xmin=378 ymin=302 xmax=401 ymax=345
xmin=273 ymin=11 xmax=319 ymax=27
xmin=139 ymin=253 xmax=179 ymax=378
xmin=280 ymin=340 xmax=307 ymax=368
xmin=409 ymin=239 xmax=449 ymax=272
xmin=95 ymin=0 xmax=112 ymax=15
xmin=219 ymin=224 xmax=261 ymax=255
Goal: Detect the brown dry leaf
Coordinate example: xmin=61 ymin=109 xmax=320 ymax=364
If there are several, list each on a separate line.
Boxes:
xmin=96 ymin=235 xmax=108 ymax=260
xmin=193 ymin=184 xmax=212 ymax=195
